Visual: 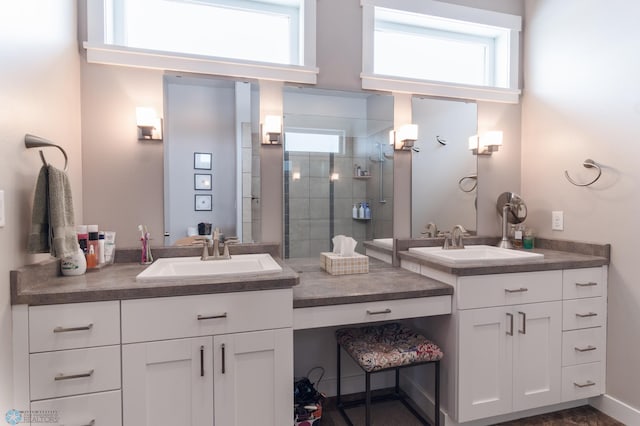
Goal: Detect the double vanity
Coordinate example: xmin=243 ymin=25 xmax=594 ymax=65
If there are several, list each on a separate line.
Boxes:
xmin=11 ymin=238 xmax=609 ymax=426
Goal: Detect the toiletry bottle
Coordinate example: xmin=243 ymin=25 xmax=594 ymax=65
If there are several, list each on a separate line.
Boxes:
xmin=77 ymin=225 xmax=88 ymax=255
xmin=365 ymin=203 xmax=371 ymax=219
xmin=352 ymin=204 xmax=358 ymax=219
xmin=61 ymin=247 xmax=87 ymax=276
xmin=86 ymin=245 xmax=97 ymax=269
xmin=523 ymin=229 xmax=535 ymax=249
xmin=359 ymin=203 xmax=365 ymax=219
xmin=88 ymin=225 xmax=100 ymax=262
xmin=513 ymin=225 xmax=524 ymax=248
xmin=98 ymin=231 xmax=106 ymax=264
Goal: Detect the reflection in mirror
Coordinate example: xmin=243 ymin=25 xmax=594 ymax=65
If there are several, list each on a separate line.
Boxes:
xmin=163 ymin=75 xmax=260 ymax=245
xmin=283 ymin=88 xmax=394 ymax=258
xmin=411 ymin=97 xmax=478 ymax=238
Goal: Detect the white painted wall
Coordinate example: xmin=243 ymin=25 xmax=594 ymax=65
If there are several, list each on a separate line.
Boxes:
xmin=522 ymin=0 xmax=640 ymax=411
xmin=0 ymin=0 xmax=82 ymax=411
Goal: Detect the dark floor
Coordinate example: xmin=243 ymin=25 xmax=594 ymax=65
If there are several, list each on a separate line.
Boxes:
xmin=319 ymin=402 xmax=624 ymax=426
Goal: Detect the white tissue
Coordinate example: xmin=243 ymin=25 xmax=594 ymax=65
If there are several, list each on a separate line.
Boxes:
xmin=332 ymin=235 xmax=358 ymax=256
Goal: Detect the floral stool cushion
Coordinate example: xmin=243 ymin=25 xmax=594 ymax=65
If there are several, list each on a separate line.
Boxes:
xmin=336 ymin=323 xmax=443 ymax=372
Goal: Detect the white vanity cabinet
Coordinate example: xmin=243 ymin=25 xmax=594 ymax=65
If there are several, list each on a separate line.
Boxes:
xmin=404 ymin=260 xmax=608 ymax=425
xmin=23 ymin=301 xmax=123 ymax=426
xmin=457 ymin=271 xmax=563 ymax=422
xmin=120 ymin=288 xmax=293 ymax=426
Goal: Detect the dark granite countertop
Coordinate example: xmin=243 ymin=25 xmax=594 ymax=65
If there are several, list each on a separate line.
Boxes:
xmin=11 ymin=243 xmax=299 ymax=306
xmin=397 ymin=243 xmax=610 ymax=276
xmin=287 ymin=257 xmax=453 ymax=309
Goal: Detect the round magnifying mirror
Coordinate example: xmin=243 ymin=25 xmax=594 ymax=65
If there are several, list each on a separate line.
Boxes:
xmin=496 ymin=192 xmax=527 ymax=224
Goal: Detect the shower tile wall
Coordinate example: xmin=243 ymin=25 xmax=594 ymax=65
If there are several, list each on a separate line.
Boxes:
xmin=286 ymin=136 xmax=381 ymax=258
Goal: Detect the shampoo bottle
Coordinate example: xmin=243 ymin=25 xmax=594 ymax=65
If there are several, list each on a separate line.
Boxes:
xmin=352 ymin=204 xmax=358 ymax=218
xmin=365 ymin=203 xmax=371 ymax=219
xmin=359 ymin=203 xmax=365 ymax=219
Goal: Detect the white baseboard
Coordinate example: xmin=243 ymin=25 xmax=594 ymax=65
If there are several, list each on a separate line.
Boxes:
xmin=591 ymin=394 xmax=640 ymax=425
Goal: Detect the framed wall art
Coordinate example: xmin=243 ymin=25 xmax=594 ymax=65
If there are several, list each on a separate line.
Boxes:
xmin=194 ymin=173 xmax=212 ymax=190
xmin=195 ymin=194 xmax=212 ymax=211
xmin=194 ymin=152 xmax=212 ymax=170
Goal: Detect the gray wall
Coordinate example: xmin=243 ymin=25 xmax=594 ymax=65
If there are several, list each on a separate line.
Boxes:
xmin=0 ymin=0 xmax=83 ymax=410
xmin=522 ymin=0 xmax=640 ymax=411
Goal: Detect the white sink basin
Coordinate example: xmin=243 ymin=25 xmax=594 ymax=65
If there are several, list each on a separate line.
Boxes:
xmin=408 ymin=245 xmax=544 ymax=265
xmin=136 ymin=254 xmax=282 ymax=282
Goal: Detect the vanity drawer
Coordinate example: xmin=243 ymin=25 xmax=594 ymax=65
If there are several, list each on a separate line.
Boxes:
xmin=30 ymin=345 xmax=121 ymax=401
xmin=563 ymin=268 xmax=604 ymax=299
xmin=29 ymin=301 xmax=120 ymax=353
xmin=457 ymin=270 xmax=562 ymax=309
xmin=562 ymin=297 xmax=605 ymax=330
xmin=30 ymin=390 xmax=122 ymax=426
xmin=121 ymin=289 xmax=292 ymax=343
xmin=293 ymin=296 xmax=452 ymax=330
xmin=562 ymin=362 xmax=603 ymax=401
xmin=562 ymin=327 xmax=604 ymax=366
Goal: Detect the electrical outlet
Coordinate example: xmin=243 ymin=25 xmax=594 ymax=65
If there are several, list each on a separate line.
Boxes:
xmin=0 ymin=190 xmax=5 ymax=227
xmin=552 ymin=210 xmax=563 ymax=231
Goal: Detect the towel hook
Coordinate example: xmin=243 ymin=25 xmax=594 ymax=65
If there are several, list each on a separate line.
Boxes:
xmin=25 ymin=134 xmax=69 ymax=172
xmin=458 ymin=174 xmax=478 ymax=192
xmin=564 ymin=159 xmax=601 ymax=187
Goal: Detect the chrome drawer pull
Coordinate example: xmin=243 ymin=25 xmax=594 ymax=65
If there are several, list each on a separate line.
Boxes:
xmin=576 ymin=281 xmax=598 ymax=287
xmin=573 ymin=380 xmax=596 ymax=388
xmin=505 ymin=288 xmax=528 ymax=293
xmin=197 ymin=313 xmax=228 ymax=320
xmin=575 ymin=345 xmax=597 ymax=352
xmin=506 ymin=313 xmax=514 ymax=336
xmin=518 ymin=311 xmax=526 ymax=335
xmin=54 ymin=369 xmax=94 ymax=381
xmin=53 ymin=324 xmax=93 ymax=333
xmin=576 ymin=312 xmax=598 ymax=318
xmin=366 ymin=308 xmax=391 ymax=315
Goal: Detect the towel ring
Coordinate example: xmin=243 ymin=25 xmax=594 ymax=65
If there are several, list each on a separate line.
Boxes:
xmin=458 ymin=174 xmax=478 ymax=192
xmin=564 ymin=159 xmax=601 ymax=187
xmin=25 ymin=134 xmax=69 ymax=172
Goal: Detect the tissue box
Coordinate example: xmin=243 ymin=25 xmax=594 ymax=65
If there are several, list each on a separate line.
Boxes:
xmin=320 ymin=252 xmax=369 ymax=275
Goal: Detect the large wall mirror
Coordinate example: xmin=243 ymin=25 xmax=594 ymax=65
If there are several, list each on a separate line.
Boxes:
xmin=163 ymin=74 xmax=260 ymax=245
xmin=411 ymin=97 xmax=478 ymax=237
xmin=282 ymin=87 xmax=394 ymax=258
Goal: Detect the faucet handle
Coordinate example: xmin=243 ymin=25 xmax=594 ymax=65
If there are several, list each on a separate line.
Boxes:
xmin=441 ymin=231 xmax=452 ymax=249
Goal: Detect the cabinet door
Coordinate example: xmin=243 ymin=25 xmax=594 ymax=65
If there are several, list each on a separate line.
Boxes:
xmin=458 ymin=307 xmax=513 ymax=422
xmin=122 ymin=337 xmax=213 ymax=426
xmin=214 ymin=328 xmax=293 ymax=426
xmin=512 ymin=301 xmax=562 ymax=412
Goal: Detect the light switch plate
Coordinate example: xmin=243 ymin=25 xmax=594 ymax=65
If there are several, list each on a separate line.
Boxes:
xmin=552 ymin=210 xmax=563 ymax=231
xmin=0 ymin=190 xmax=5 ymax=227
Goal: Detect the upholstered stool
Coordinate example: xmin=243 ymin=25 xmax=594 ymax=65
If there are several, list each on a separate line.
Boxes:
xmin=335 ymin=323 xmax=443 ymax=426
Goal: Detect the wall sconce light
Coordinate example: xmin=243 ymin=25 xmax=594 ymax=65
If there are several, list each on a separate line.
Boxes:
xmin=292 ymin=171 xmax=301 ymax=181
xmin=262 ymin=115 xmax=282 ymax=145
xmin=330 ymin=172 xmax=340 ymax=181
xmin=136 ymin=107 xmax=163 ymax=141
xmin=469 ymin=130 xmax=503 ymax=155
xmin=389 ymin=124 xmax=418 ymax=151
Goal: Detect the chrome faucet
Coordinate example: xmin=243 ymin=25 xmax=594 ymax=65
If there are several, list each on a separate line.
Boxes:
xmin=451 ymin=225 xmax=467 ymax=249
xmin=421 ymin=222 xmax=438 ymax=238
xmin=198 ymin=228 xmax=239 ymax=261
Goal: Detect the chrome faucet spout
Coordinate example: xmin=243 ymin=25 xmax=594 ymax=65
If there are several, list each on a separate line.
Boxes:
xmin=421 ymin=222 xmax=438 ymax=238
xmin=449 ymin=225 xmax=467 ymax=249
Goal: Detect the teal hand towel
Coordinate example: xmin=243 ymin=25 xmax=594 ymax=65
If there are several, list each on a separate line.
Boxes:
xmin=27 ymin=165 xmax=80 ymax=258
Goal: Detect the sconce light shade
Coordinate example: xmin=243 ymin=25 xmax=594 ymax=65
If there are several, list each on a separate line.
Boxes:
xmin=136 ymin=107 xmax=163 ymax=141
xmin=469 ymin=130 xmax=503 ymax=155
xmin=262 ymin=115 xmax=282 ymax=145
xmin=390 ymin=124 xmax=419 ymax=150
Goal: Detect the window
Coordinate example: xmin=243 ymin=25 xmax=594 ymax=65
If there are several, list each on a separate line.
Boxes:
xmin=285 ymin=130 xmax=342 ymax=153
xmin=85 ymin=0 xmax=318 ymax=83
xmin=362 ymin=0 xmax=521 ymax=103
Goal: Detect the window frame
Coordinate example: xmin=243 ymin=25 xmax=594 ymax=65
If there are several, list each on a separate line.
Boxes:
xmin=84 ymin=0 xmax=318 ymax=84
xmin=361 ymin=0 xmax=522 ymax=103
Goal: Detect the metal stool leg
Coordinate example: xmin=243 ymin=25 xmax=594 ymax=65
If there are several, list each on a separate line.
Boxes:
xmin=434 ymin=360 xmax=440 ymax=426
xmin=337 ymin=342 xmax=342 ymax=406
xmin=365 ymin=371 xmax=371 ymax=426
xmin=395 ymin=367 xmax=400 ymax=396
